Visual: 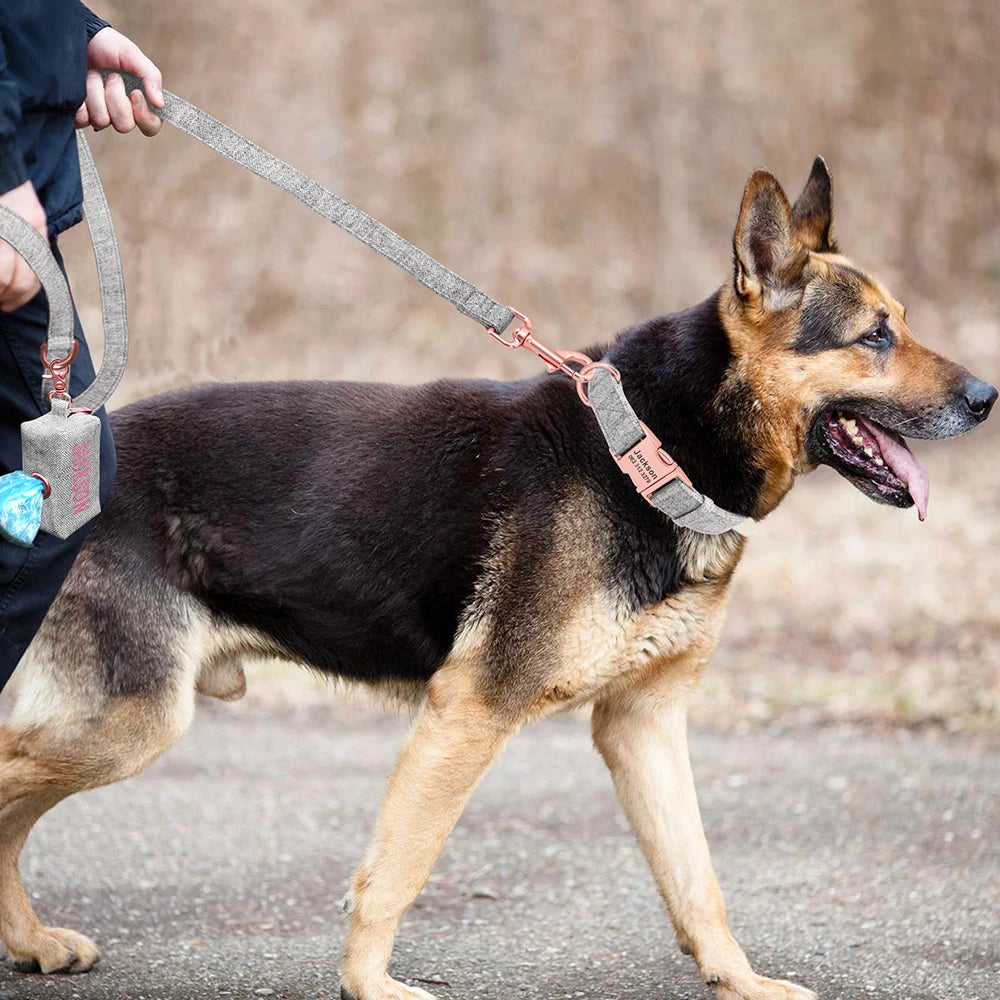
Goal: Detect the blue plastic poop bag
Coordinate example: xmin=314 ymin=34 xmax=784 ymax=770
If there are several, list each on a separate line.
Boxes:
xmin=0 ymin=470 xmax=46 ymax=547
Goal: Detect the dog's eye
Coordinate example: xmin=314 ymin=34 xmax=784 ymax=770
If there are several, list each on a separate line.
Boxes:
xmin=859 ymin=324 xmax=891 ymax=349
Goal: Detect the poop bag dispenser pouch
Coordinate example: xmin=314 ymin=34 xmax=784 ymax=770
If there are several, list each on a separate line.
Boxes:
xmin=19 ymin=397 xmax=102 ymax=541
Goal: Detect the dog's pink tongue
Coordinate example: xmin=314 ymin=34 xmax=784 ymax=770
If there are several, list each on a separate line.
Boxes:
xmin=859 ymin=417 xmax=930 ymax=521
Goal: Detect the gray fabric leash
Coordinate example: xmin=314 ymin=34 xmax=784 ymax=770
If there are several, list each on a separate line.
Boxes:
xmin=0 ymin=206 xmax=75 ymax=360
xmin=0 ymin=136 xmax=130 ymax=412
xmin=74 ymin=133 xmax=129 ymax=412
xmin=100 ymin=70 xmax=514 ymax=338
xmin=92 ymin=70 xmax=746 ymax=536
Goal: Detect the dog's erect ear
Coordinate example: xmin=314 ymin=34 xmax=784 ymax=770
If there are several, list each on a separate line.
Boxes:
xmin=732 ymin=169 xmax=806 ymax=306
xmin=791 ymin=155 xmax=836 ymax=253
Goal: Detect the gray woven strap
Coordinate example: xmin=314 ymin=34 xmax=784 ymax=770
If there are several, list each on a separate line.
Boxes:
xmin=0 ymin=140 xmax=127 ymax=410
xmin=587 ymin=369 xmax=745 ymax=534
xmin=0 ymin=205 xmax=75 ymax=360
xmin=74 ymin=133 xmax=129 ymax=412
xmin=101 ymin=69 xmax=514 ymax=337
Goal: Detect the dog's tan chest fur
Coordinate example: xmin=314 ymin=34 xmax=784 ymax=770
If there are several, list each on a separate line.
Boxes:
xmin=548 ymin=581 xmax=731 ymax=712
xmin=533 ymin=528 xmax=743 ymax=715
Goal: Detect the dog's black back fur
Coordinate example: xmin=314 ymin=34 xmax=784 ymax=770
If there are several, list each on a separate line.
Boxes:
xmin=97 ymin=292 xmax=763 ymax=687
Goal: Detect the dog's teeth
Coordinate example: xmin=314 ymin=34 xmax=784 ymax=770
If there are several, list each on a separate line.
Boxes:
xmin=852 ymin=435 xmax=864 ymax=446
xmin=864 ymin=446 xmax=874 ymax=457
xmin=839 ymin=416 xmax=859 ymax=436
xmin=874 ymin=457 xmax=884 ymax=466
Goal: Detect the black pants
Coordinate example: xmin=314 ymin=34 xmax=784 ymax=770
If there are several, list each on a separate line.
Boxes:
xmin=0 ymin=238 xmax=116 ymax=691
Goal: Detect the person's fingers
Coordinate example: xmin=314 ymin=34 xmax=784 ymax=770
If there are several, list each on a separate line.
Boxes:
xmin=75 ymin=100 xmax=90 ymax=129
xmin=30 ymin=217 xmax=50 ymax=246
xmin=126 ymin=46 xmax=164 ymax=108
xmin=85 ymin=69 xmax=111 ymax=130
xmin=0 ymin=248 xmax=16 ymax=307
xmin=104 ymin=73 xmax=135 ymax=133
xmin=0 ymin=253 xmax=41 ymax=313
xmin=27 ymin=206 xmax=50 ymax=245
xmin=8 ymin=261 xmax=41 ymax=310
xmin=131 ymin=90 xmax=162 ymax=137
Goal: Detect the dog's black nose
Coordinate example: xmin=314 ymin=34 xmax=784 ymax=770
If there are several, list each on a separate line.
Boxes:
xmin=964 ymin=378 xmax=998 ymax=423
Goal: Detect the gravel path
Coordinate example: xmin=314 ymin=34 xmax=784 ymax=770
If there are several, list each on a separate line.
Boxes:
xmin=0 ymin=703 xmax=996 ymax=1000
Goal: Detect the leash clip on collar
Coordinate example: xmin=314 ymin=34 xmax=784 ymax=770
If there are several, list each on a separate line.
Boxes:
xmin=488 ymin=310 xmax=693 ymax=497
xmin=486 ymin=308 xmax=741 ymax=532
xmin=487 ymin=309 xmax=621 ymax=406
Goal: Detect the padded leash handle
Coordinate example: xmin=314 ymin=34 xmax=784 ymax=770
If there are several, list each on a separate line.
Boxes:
xmin=0 ymin=139 xmax=127 ymax=413
xmin=0 ymin=205 xmax=75 ymax=365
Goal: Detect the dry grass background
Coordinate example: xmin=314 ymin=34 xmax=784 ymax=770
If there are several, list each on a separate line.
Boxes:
xmin=60 ymin=0 xmax=1000 ymax=730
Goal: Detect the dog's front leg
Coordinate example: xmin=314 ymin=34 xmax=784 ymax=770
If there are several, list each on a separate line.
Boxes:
xmin=340 ymin=668 xmax=513 ymax=1000
xmin=592 ymin=683 xmax=816 ymax=1000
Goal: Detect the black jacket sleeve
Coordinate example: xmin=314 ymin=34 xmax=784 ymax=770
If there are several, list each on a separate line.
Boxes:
xmin=80 ymin=4 xmax=111 ymax=41
xmin=0 ymin=30 xmax=27 ymax=195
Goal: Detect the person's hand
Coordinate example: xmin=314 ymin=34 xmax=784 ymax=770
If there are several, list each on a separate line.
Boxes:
xmin=0 ymin=181 xmax=49 ymax=312
xmin=75 ymin=27 xmax=164 ymax=137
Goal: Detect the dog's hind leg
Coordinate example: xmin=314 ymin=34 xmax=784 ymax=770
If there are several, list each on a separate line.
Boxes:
xmin=592 ymin=669 xmax=817 ymax=1000
xmin=340 ymin=662 xmax=515 ymax=1000
xmin=0 ymin=761 xmax=104 ymax=974
xmin=0 ymin=601 xmax=198 ymax=975
xmin=0 ymin=759 xmax=92 ymax=974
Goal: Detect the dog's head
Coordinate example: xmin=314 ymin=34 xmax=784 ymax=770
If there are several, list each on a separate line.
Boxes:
xmin=719 ymin=157 xmax=996 ymax=519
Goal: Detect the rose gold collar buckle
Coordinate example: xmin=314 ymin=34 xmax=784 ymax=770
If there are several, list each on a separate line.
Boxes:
xmin=615 ymin=421 xmax=693 ymax=500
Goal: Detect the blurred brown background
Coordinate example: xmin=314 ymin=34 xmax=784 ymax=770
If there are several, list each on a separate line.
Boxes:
xmin=63 ymin=0 xmax=1000 ymax=730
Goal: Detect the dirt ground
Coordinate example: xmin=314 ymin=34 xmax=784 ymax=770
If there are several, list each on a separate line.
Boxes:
xmin=0 ymin=703 xmax=997 ymax=1000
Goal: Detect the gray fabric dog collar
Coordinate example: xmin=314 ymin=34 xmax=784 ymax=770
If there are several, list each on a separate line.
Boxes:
xmin=587 ymin=369 xmax=745 ymax=534
xmin=93 ymin=70 xmax=745 ymax=536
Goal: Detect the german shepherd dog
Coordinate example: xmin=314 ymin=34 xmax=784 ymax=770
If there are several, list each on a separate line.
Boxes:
xmin=1 ymin=159 xmax=995 ymax=1000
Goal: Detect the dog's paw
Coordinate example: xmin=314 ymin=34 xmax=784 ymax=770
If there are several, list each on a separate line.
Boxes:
xmin=706 ymin=971 xmax=817 ymax=1000
xmin=6 ymin=926 xmax=100 ymax=975
xmin=340 ymin=973 xmax=438 ymax=1000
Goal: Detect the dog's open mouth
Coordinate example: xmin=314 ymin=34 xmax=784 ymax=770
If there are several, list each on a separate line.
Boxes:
xmin=816 ymin=410 xmax=930 ymax=520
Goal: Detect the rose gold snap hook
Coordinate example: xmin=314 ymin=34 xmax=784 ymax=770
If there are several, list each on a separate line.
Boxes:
xmin=486 ymin=309 xmax=532 ymax=349
xmin=40 ymin=339 xmax=80 ymax=371
xmin=485 ymin=309 xmax=624 ymax=404
xmin=40 ymin=339 xmax=80 ymax=401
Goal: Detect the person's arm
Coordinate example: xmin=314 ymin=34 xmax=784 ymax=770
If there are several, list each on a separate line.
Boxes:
xmin=75 ymin=10 xmax=164 ymax=137
xmin=0 ymin=30 xmax=27 ymax=196
xmin=0 ymin=29 xmax=48 ymax=311
xmin=79 ymin=4 xmax=111 ymax=42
